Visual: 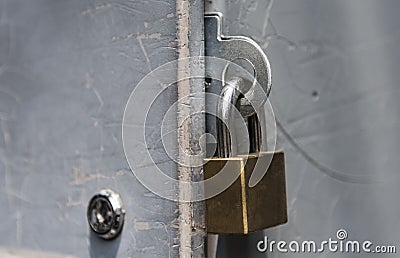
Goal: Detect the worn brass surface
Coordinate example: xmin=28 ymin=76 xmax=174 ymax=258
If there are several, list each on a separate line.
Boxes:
xmin=204 ymin=151 xmax=287 ymax=234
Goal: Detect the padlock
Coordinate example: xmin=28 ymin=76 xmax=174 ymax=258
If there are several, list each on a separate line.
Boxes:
xmin=204 ymin=78 xmax=287 ymax=234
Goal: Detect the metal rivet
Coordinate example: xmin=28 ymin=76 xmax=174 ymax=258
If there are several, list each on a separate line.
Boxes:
xmin=87 ymin=189 xmax=125 ymax=240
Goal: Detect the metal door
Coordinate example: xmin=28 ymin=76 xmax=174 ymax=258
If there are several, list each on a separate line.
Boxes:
xmin=1 ymin=1 xmax=400 ymax=258
xmin=0 ymin=0 xmax=205 ymax=257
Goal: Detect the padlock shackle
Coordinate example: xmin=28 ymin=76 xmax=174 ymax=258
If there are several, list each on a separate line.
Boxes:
xmin=217 ymin=77 xmax=243 ymax=158
xmin=247 ymin=114 xmax=262 ymax=153
xmin=217 ymin=77 xmax=266 ymax=158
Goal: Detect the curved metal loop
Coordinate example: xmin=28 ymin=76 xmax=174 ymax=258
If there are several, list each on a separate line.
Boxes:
xmin=217 ymin=78 xmax=265 ymax=158
xmin=217 ymin=77 xmax=244 ymax=158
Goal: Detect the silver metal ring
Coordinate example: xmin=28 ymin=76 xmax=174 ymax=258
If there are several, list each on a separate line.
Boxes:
xmin=87 ymin=189 xmax=125 ymax=240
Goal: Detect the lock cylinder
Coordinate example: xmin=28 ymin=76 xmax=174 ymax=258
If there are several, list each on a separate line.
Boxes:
xmin=87 ymin=189 xmax=125 ymax=239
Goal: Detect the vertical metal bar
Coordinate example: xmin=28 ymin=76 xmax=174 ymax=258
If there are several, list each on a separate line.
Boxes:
xmin=176 ymin=0 xmax=205 ymax=257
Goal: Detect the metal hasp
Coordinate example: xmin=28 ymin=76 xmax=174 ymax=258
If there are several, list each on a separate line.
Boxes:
xmin=87 ymin=189 xmax=125 ymax=240
xmin=205 ymin=12 xmax=272 ymax=118
xmin=205 ymin=12 xmax=273 ymax=157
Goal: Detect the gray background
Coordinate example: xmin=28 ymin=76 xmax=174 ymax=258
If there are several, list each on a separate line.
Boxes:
xmin=0 ymin=0 xmax=181 ymax=257
xmin=208 ymin=0 xmax=400 ymax=257
xmin=0 ymin=0 xmax=400 ymax=257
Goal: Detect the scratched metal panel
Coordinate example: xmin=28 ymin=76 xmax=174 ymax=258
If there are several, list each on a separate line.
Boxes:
xmin=0 ymin=0 xmax=180 ymax=257
xmin=207 ymin=0 xmax=400 ymax=257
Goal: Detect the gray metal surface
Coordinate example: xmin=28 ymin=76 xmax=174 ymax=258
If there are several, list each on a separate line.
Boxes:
xmin=0 ymin=0 xmax=183 ymax=257
xmin=2 ymin=0 xmax=400 ymax=257
xmin=207 ymin=0 xmax=400 ymax=257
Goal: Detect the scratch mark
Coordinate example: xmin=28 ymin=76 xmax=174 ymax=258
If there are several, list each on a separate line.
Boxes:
xmin=16 ymin=210 xmax=21 ymax=244
xmin=3 ymin=189 xmax=30 ymax=204
xmin=0 ymin=248 xmax=76 ymax=258
xmin=65 ymin=190 xmax=87 ymax=207
xmin=286 ymin=87 xmax=391 ymax=127
xmin=92 ymin=87 xmax=104 ymax=110
xmin=136 ymin=33 xmax=161 ymax=71
xmin=95 ymin=3 xmax=112 ymax=10
xmin=138 ymin=33 xmax=162 ymax=40
xmin=69 ymin=166 xmax=124 ymax=185
xmin=1 ymin=121 xmax=11 ymax=147
xmin=137 ymin=37 xmax=151 ymax=71
xmin=114 ymin=2 xmax=143 ymax=15
xmin=262 ymin=0 xmax=274 ymax=38
xmin=84 ymin=72 xmax=93 ymax=89
xmin=81 ymin=8 xmax=91 ymax=16
xmin=81 ymin=3 xmax=112 ymax=16
xmin=147 ymin=0 xmax=171 ymax=6
xmin=277 ymin=119 xmax=380 ymax=184
xmin=134 ymin=220 xmax=165 ymax=231
xmin=261 ymin=18 xmax=298 ymax=50
xmin=111 ymin=33 xmax=134 ymax=43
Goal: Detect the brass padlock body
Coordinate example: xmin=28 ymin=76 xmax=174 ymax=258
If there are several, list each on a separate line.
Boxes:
xmin=204 ymin=151 xmax=287 ymax=234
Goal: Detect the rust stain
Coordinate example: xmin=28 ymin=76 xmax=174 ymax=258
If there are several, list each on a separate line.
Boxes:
xmin=69 ymin=166 xmax=124 ymax=185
